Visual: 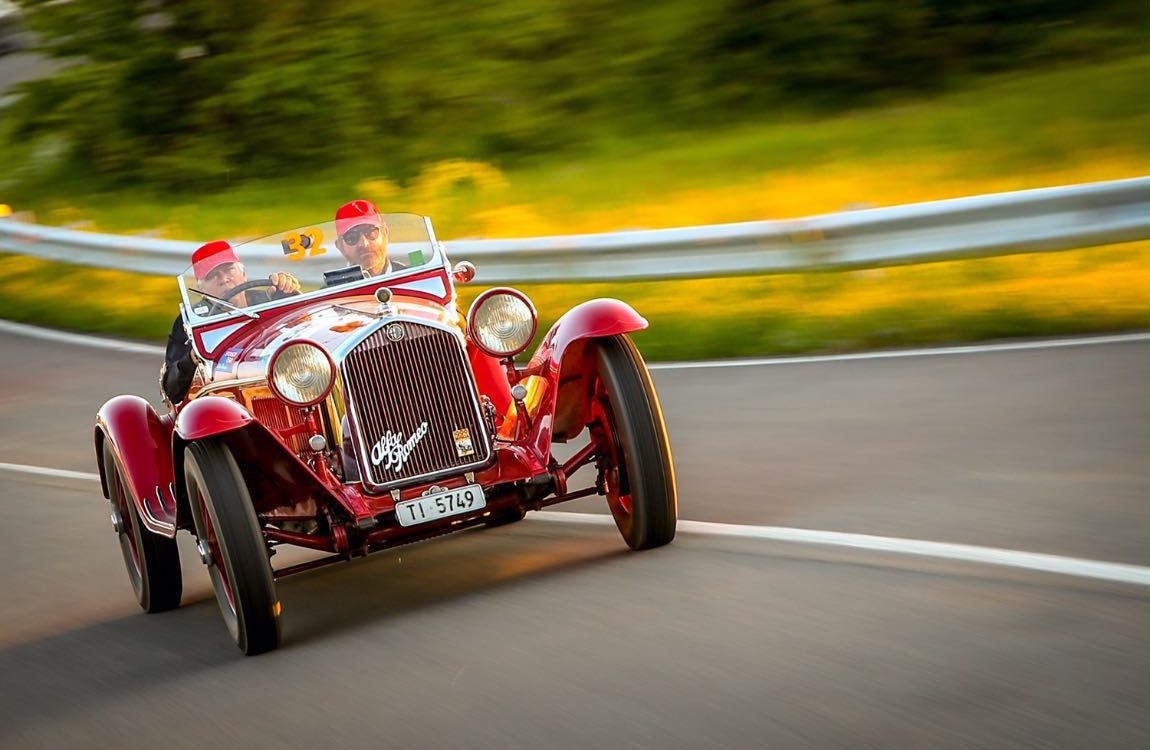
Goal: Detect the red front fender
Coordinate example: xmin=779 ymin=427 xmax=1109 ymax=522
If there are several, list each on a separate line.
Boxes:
xmin=527 ymin=298 xmax=648 ymax=375
xmin=95 ymin=395 xmax=178 ymax=536
xmin=175 ymin=396 xmax=254 ymax=440
xmin=171 ymin=396 xmax=354 ymax=520
xmin=523 ymin=298 xmax=649 ymax=453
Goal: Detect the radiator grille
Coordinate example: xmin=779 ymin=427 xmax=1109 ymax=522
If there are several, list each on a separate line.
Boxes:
xmin=342 ymin=322 xmax=490 ymax=490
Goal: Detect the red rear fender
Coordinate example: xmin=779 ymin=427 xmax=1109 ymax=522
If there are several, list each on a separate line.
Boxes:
xmin=95 ymin=395 xmax=178 ymax=536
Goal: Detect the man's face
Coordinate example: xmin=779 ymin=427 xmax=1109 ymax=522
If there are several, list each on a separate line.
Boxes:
xmin=336 ymin=222 xmax=388 ymax=276
xmin=200 ymin=262 xmax=247 ymax=301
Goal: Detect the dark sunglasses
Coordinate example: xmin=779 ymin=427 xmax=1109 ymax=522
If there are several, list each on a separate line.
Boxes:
xmin=341 ymin=225 xmax=381 ymax=244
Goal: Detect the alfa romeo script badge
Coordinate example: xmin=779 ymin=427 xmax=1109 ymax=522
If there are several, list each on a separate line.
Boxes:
xmin=385 ymin=323 xmax=406 ymax=342
xmin=371 ymin=422 xmax=429 ymax=473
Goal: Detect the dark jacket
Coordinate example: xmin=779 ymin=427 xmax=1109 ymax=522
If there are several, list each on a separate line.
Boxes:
xmin=162 ymin=289 xmax=287 ymax=404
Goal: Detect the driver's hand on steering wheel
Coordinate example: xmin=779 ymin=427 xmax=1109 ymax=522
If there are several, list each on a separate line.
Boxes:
xmin=270 ymin=272 xmax=301 ymax=295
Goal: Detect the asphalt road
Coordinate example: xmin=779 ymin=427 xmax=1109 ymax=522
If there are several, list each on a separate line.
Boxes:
xmin=0 ymin=329 xmax=1145 ymax=749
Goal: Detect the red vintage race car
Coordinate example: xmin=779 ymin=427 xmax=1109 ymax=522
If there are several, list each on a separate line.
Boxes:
xmin=94 ymin=212 xmax=676 ymax=654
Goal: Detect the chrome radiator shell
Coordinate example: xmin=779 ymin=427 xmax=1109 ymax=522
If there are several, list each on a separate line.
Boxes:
xmin=334 ymin=319 xmax=493 ymax=493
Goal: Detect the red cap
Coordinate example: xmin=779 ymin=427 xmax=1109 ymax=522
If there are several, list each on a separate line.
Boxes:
xmin=191 ymin=240 xmax=240 ymax=281
xmin=335 ymin=199 xmax=382 ymax=237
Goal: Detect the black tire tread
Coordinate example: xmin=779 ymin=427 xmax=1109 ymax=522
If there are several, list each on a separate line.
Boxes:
xmin=103 ymin=440 xmax=182 ymax=613
xmin=186 ymin=439 xmax=281 ymax=655
xmin=595 ymin=335 xmax=677 ymax=550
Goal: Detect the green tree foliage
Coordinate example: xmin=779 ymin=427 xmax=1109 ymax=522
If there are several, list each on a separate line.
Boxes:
xmin=7 ymin=0 xmax=1145 ymax=191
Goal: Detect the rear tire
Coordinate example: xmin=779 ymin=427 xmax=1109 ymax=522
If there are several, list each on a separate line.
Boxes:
xmin=590 ymin=335 xmax=677 ymax=550
xmin=185 ymin=438 xmax=281 ymax=655
xmin=103 ymin=440 xmax=182 ymax=613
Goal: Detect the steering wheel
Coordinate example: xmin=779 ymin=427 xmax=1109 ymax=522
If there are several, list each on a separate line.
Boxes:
xmin=199 ymin=279 xmax=280 ymax=315
xmin=220 ymin=278 xmax=277 ymax=300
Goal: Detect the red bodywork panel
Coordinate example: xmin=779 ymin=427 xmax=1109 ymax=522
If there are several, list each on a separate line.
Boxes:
xmin=95 ymin=395 xmax=178 ymax=536
xmin=528 ymin=298 xmax=649 ymax=374
xmin=523 ymin=298 xmax=648 ymax=456
xmin=468 ymin=343 xmax=514 ymax=417
xmin=175 ymin=396 xmax=254 ymax=440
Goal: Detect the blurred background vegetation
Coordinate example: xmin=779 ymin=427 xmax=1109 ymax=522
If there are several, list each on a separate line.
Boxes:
xmin=3 ymin=0 xmax=1146 ymax=197
xmin=0 ymin=0 xmax=1146 ymax=357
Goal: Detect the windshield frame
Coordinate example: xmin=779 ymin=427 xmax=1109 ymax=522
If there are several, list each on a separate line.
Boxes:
xmin=177 ymin=214 xmax=444 ymax=328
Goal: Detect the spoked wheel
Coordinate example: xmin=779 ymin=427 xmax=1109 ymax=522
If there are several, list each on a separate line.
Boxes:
xmin=588 ymin=335 xmax=677 ymax=550
xmin=103 ymin=440 xmax=182 ymax=612
xmin=185 ymin=438 xmax=281 ymax=655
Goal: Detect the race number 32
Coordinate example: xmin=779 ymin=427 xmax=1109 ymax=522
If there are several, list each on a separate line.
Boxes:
xmin=281 ymin=228 xmax=328 ymax=261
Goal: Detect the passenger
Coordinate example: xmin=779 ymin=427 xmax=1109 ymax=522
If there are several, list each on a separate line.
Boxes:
xmin=333 ymin=199 xmax=392 ymax=277
xmin=161 ymin=240 xmax=300 ymax=404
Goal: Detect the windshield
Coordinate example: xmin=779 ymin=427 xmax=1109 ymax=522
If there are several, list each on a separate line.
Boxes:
xmin=178 ymin=213 xmax=441 ymax=321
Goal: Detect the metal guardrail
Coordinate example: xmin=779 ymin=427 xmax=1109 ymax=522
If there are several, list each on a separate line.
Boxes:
xmin=1 ymin=178 xmax=1147 ymax=284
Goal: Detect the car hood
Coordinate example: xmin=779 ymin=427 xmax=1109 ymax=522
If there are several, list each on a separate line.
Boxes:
xmin=208 ymin=295 xmax=461 ymax=383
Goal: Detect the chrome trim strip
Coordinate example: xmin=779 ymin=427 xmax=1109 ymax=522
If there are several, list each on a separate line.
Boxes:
xmin=389 ymin=275 xmax=449 ymax=300
xmin=425 ymin=217 xmax=458 ymax=301
xmin=362 ymin=455 xmax=496 ymax=494
xmin=141 ymin=486 xmax=177 ymax=535
xmin=329 ymin=314 xmax=467 ymax=361
xmin=196 ymin=376 xmax=267 ymax=397
xmin=105 ymin=440 xmax=176 ymax=536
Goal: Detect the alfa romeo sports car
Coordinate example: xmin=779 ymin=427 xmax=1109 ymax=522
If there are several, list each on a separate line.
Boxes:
xmin=95 ymin=213 xmax=677 ymax=654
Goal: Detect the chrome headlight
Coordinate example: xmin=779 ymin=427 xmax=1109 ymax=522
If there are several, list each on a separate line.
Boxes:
xmin=467 ymin=288 xmax=538 ymax=358
xmin=269 ymin=341 xmax=335 ymax=406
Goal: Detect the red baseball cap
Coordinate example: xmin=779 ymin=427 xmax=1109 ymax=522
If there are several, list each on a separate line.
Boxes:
xmin=191 ymin=240 xmax=240 ymax=281
xmin=335 ymin=199 xmax=382 ymax=237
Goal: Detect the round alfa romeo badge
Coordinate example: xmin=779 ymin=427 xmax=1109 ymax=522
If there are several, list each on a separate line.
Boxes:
xmin=385 ymin=323 xmax=406 ymax=342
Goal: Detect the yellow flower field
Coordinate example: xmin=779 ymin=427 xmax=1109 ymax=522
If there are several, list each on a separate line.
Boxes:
xmin=4 ymin=241 xmax=1141 ymax=360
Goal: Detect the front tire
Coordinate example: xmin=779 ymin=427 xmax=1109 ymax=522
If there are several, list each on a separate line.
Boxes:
xmin=185 ymin=438 xmax=281 ymax=655
xmin=590 ymin=335 xmax=677 ymax=550
xmin=103 ymin=440 xmax=182 ymax=612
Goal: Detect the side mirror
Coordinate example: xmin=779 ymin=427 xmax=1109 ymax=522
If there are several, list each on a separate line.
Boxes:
xmin=452 ymin=261 xmax=476 ymax=284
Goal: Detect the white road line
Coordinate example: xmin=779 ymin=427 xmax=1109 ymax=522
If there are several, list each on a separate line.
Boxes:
xmin=1 ymin=318 xmax=1145 ymax=367
xmin=0 ymin=462 xmax=102 ymax=482
xmin=649 ymin=332 xmax=1150 ymax=370
xmin=0 ymin=319 xmax=164 ymax=355
xmin=534 ymin=512 xmax=1150 ymax=587
xmin=3 ymin=460 xmax=1145 ymax=587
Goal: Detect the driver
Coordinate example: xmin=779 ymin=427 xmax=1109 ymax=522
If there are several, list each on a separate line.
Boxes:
xmin=333 ymin=199 xmax=391 ymax=276
xmin=161 ymin=240 xmax=301 ymax=404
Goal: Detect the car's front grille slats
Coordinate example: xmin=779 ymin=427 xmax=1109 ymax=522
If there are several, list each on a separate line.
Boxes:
xmin=251 ymin=397 xmax=307 ymax=453
xmin=342 ymin=322 xmax=490 ymax=490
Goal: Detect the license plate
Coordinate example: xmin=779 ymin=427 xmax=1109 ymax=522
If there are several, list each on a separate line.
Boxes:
xmin=395 ymin=484 xmax=486 ymax=527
